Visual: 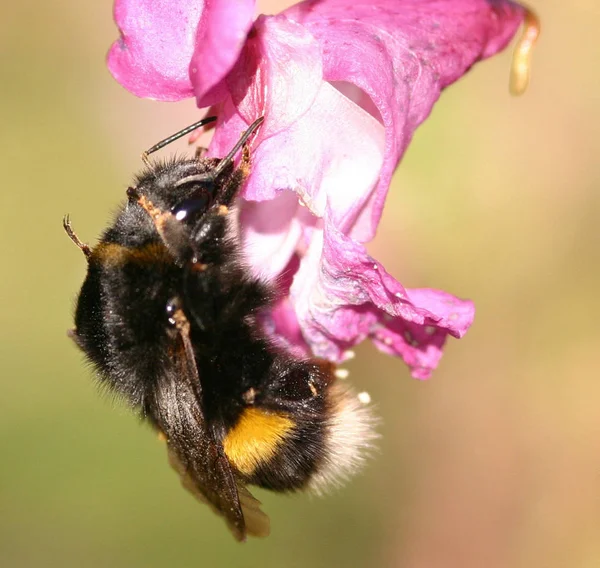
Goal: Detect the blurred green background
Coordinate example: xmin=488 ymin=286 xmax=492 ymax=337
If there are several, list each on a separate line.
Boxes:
xmin=2 ymin=1 xmax=599 ymax=566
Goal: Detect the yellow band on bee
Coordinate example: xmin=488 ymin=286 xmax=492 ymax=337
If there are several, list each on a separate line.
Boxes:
xmin=223 ymin=408 xmax=294 ymax=476
xmin=91 ymin=242 xmax=172 ymax=267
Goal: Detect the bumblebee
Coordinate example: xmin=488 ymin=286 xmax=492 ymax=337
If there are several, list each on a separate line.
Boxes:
xmin=65 ymin=116 xmax=377 ymax=540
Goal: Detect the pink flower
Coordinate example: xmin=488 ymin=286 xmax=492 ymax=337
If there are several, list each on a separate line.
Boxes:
xmin=108 ymin=0 xmax=527 ymax=378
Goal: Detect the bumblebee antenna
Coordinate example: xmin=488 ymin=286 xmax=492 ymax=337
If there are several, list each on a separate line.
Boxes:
xmin=141 ymin=116 xmax=218 ymax=166
xmin=174 ymin=116 xmax=264 ymax=187
xmin=211 ymin=116 xmax=264 ymax=178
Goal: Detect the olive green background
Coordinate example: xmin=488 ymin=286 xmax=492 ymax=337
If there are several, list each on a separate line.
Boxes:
xmin=2 ymin=1 xmax=599 ymax=567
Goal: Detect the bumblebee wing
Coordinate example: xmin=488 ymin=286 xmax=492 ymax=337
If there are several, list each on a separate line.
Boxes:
xmin=167 ymin=443 xmax=270 ymax=540
xmin=236 ymin=483 xmax=271 ymax=538
xmin=165 ymin=431 xmax=246 ymax=540
xmin=153 ymin=312 xmax=269 ymax=540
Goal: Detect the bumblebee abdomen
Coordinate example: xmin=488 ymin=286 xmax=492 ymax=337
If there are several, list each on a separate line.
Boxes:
xmin=222 ymin=408 xmax=296 ymax=480
xmin=222 ymin=375 xmax=377 ymax=494
xmin=222 ymin=401 xmax=326 ymax=492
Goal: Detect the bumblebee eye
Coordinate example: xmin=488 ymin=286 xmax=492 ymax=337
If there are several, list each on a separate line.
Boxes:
xmin=166 ymin=297 xmax=182 ymax=327
xmin=172 ymin=182 xmax=215 ymax=223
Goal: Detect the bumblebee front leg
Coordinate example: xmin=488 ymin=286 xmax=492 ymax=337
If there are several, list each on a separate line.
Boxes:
xmin=189 ymin=204 xmax=232 ymax=267
xmin=126 ymin=187 xmax=193 ymax=264
xmin=188 ymin=144 xmax=251 ymax=266
xmin=214 ymin=145 xmax=252 ymax=209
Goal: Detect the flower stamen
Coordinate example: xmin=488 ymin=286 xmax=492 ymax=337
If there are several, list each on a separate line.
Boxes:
xmin=509 ymin=6 xmax=540 ymax=96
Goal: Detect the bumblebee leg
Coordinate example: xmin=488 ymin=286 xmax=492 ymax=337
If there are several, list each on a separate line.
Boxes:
xmin=127 ymin=187 xmax=167 ymax=222
xmin=214 ymin=144 xmax=252 ymax=209
xmin=127 ymin=187 xmax=192 ymax=263
xmin=188 ymin=122 xmax=259 ymax=265
xmin=185 ymin=144 xmax=253 ymax=273
xmin=63 ymin=215 xmax=91 ymax=259
xmin=188 ymin=206 xmax=230 ymax=266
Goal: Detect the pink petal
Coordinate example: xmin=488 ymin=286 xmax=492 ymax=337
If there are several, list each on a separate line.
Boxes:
xmin=209 ymin=82 xmax=385 ymax=239
xmin=284 ymin=0 xmax=525 ymax=241
xmin=192 ymin=0 xmax=256 ymax=107
xmin=238 ymin=191 xmax=305 ymax=281
xmin=371 ymin=289 xmax=476 ymax=379
xmin=290 ymin=219 xmax=475 ymax=378
xmin=263 ymin=295 xmax=311 ymax=359
xmin=225 ymin=14 xmax=323 ymax=139
xmin=261 ymin=252 xmax=312 ymax=360
xmin=108 ymin=0 xmax=204 ymax=100
xmin=405 ymin=288 xmax=475 ymax=339
xmin=108 ymin=0 xmax=255 ymax=102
